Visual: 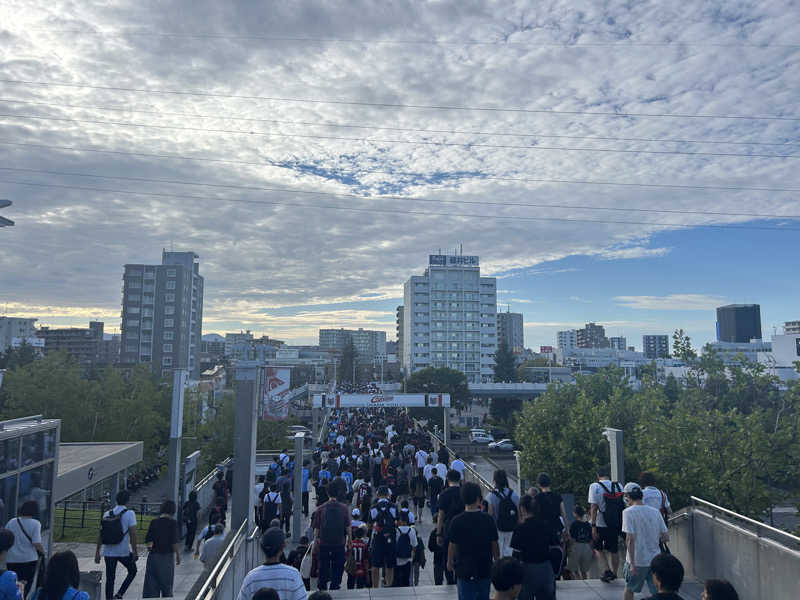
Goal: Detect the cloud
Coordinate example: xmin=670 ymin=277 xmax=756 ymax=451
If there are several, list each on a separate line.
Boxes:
xmin=613 ymin=294 xmax=728 ymax=310
xmin=596 ymin=247 xmax=672 ymax=260
xmin=569 ymin=296 xmax=592 ymax=303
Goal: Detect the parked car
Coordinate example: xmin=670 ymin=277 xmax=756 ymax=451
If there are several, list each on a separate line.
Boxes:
xmin=488 ymin=438 xmax=514 ymax=451
xmin=470 ymin=431 xmax=495 ymax=444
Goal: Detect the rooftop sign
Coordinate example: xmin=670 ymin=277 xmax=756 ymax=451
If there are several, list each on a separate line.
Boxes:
xmin=313 ymin=393 xmax=450 ymax=408
xmin=429 ymin=255 xmax=479 ymax=267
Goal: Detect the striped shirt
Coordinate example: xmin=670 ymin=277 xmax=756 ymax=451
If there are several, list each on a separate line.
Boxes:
xmin=236 ymin=563 xmax=306 ymax=600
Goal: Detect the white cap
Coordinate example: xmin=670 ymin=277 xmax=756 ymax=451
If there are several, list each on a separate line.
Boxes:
xmin=623 ymin=482 xmax=642 ymax=494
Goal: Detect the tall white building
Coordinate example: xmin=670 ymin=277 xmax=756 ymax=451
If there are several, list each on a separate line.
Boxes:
xmin=0 ymin=317 xmax=38 ymax=351
xmin=402 ymin=254 xmax=497 ymax=383
xmin=319 ymin=328 xmax=387 ymax=360
xmin=557 ymin=329 xmax=578 ymax=350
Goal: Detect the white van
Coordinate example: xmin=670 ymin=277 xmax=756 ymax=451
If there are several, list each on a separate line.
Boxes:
xmin=469 ymin=431 xmax=494 ymax=444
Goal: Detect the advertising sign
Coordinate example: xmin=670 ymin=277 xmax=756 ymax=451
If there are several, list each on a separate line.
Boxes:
xmin=263 ymin=367 xmax=292 ymax=420
xmin=429 ymin=255 xmax=479 ymax=267
xmin=312 ymin=393 xmax=450 ymax=408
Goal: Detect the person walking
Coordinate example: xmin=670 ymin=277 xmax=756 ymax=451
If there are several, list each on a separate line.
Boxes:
xmin=236 ymin=528 xmax=306 ymax=600
xmin=446 ymin=482 xmax=499 ymax=600
xmin=437 ymin=469 xmax=464 ymax=585
xmin=639 ymin=472 xmax=671 ymax=523
xmin=486 ymin=470 xmax=519 ymax=558
xmin=199 ymin=524 xmax=226 ymax=565
xmin=428 ymin=468 xmax=444 ymax=522
xmin=142 ymin=500 xmax=180 ymax=598
xmin=393 ymin=512 xmax=418 ymax=587
xmin=311 ymin=478 xmax=351 ymax=591
xmin=621 ymin=483 xmax=668 ymax=600
xmin=510 ymin=494 xmax=560 ymax=600
xmin=566 ymin=505 xmax=593 ymax=580
xmin=588 ymin=466 xmax=624 ymax=583
xmin=279 ymin=480 xmax=292 ymax=537
xmin=410 ymin=468 xmax=428 ymax=524
xmin=0 ymin=529 xmax=23 ymax=600
xmin=94 ymin=490 xmax=138 ymax=600
xmin=643 ymin=553 xmax=686 ymax=600
xmin=427 ymin=528 xmax=446 ymax=585
xmin=182 ymin=491 xmax=200 ymax=553
xmin=5 ymin=501 xmax=45 ymax=596
xmin=301 ymin=461 xmax=311 ymax=517
xmin=368 ymin=486 xmax=398 ymax=588
xmin=42 ymin=550 xmax=90 ymax=600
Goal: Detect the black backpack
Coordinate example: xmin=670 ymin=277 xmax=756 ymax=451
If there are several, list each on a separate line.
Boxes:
xmin=373 ymin=502 xmax=396 ymax=536
xmin=100 ymin=508 xmax=129 ymax=545
xmin=598 ymin=481 xmax=625 ymax=530
xmin=493 ymin=489 xmax=518 ymax=532
xmin=262 ymin=494 xmax=279 ymax=525
xmin=320 ymin=502 xmax=346 ymax=545
xmin=397 ymin=529 xmax=412 ymax=559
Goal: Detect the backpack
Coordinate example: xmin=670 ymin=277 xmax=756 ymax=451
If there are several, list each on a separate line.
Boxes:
xmin=266 ymin=468 xmax=277 ymax=484
xmin=572 ymin=521 xmax=592 ymax=544
xmin=397 ymin=529 xmax=412 ymax=559
xmin=320 ymin=502 xmax=346 ymax=545
xmin=357 ymin=482 xmax=371 ymax=504
xmin=493 ymin=489 xmax=518 ymax=532
xmin=262 ymin=494 xmax=279 ymax=525
xmin=100 ymin=508 xmax=129 ymax=545
xmin=412 ymin=477 xmax=426 ymax=498
xmin=373 ymin=502 xmax=396 ymax=535
xmin=598 ymin=481 xmax=625 ymax=530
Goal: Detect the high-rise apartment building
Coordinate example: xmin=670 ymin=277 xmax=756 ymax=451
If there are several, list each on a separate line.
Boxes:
xmin=783 ymin=321 xmax=800 ymax=335
xmin=557 ymin=329 xmax=577 ymax=350
xmin=497 ymin=311 xmax=524 ymax=353
xmin=716 ymin=304 xmax=762 ymax=343
xmin=609 ymin=336 xmax=627 ymax=350
xmin=37 ymin=321 xmax=117 ymax=370
xmin=120 ymin=251 xmax=204 ymax=379
xmin=577 ymin=323 xmax=609 ymax=348
xmin=402 ymin=254 xmax=496 ymax=383
xmin=643 ymin=335 xmax=670 ymax=359
xmin=0 ymin=317 xmax=37 ymax=351
xmin=396 ymin=306 xmax=404 ymax=368
xmin=318 ymin=328 xmax=387 ymax=360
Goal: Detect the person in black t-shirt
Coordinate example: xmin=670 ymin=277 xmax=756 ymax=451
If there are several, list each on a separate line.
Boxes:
xmin=446 ymin=482 xmax=499 ymax=600
xmin=534 ymin=473 xmax=567 ymax=538
xmin=643 ymin=553 xmax=686 ymax=600
xmin=143 ymin=501 xmax=180 ymax=598
xmin=428 ymin=468 xmax=444 ymax=519
xmin=436 ymin=469 xmax=464 ymax=585
xmin=510 ymin=494 xmax=559 ymax=600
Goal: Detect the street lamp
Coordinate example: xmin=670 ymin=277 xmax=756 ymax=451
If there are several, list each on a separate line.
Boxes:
xmin=0 ymin=200 xmax=13 ymax=227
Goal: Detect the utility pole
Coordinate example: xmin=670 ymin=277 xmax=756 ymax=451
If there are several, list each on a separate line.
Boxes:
xmin=167 ymin=369 xmax=188 ymax=507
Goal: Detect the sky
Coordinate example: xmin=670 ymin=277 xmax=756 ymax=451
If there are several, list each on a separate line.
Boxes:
xmin=0 ymin=1 xmax=798 ymax=351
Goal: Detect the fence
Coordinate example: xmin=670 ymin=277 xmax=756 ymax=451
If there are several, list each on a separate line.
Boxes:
xmin=55 ymin=500 xmax=165 ymax=542
xmin=190 ymin=520 xmax=262 ymax=600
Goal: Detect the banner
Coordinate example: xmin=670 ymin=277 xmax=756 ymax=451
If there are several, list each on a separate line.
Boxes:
xmin=312 ymin=393 xmax=450 ymax=408
xmin=263 ymin=367 xmax=291 ymax=420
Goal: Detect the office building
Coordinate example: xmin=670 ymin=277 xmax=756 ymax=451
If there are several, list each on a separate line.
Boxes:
xmin=784 ymin=321 xmax=800 ymax=335
xmin=318 ymin=328 xmax=387 ymax=360
xmin=224 ymin=331 xmax=253 ymax=356
xmin=609 ymin=336 xmax=627 ymax=351
xmin=557 ymin=329 xmax=577 ymax=350
xmin=0 ymin=317 xmax=38 ymax=352
xmin=497 ymin=311 xmax=524 ymax=353
xmin=706 ymin=340 xmax=771 ymax=364
xmin=37 ymin=321 xmax=114 ymax=370
xmin=643 ymin=335 xmax=670 ymax=359
xmin=577 ymin=322 xmax=609 ymax=348
xmin=396 ymin=306 xmax=404 ymax=368
xmin=120 ymin=251 xmax=204 ymax=379
xmin=402 ymin=253 xmax=496 ymax=383
xmin=716 ymin=304 xmax=762 ymax=343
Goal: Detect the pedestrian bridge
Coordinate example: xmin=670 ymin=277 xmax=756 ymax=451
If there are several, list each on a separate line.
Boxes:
xmin=468 ymin=382 xmax=549 ymax=398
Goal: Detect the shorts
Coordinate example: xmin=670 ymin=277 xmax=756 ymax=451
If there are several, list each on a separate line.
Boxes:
xmin=623 ymin=562 xmax=656 ymax=594
xmin=370 ymin=534 xmax=397 ymax=568
xmin=566 ymin=542 xmax=593 ymax=573
xmin=592 ymin=527 xmax=620 ymax=553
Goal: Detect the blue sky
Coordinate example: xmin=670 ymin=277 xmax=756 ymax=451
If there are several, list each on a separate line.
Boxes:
xmin=0 ymin=1 xmax=798 ymax=350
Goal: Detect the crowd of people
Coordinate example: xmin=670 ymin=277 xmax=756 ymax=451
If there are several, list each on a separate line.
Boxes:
xmin=235 ymin=406 xmax=742 ymax=600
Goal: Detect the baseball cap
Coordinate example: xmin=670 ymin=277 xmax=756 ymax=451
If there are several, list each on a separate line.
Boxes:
xmin=260 ymin=527 xmax=285 ymax=556
xmin=352 ymin=508 xmax=360 ymax=518
xmin=623 ymin=482 xmax=642 ymax=494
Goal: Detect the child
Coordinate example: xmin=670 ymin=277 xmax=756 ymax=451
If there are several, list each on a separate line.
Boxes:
xmin=347 ymin=527 xmax=370 ymax=590
xmin=287 ymin=536 xmax=311 ymax=591
xmin=491 ymin=557 xmax=525 ymax=600
xmin=567 ymin=505 xmax=593 ymax=580
xmin=394 ymin=511 xmax=417 ymax=587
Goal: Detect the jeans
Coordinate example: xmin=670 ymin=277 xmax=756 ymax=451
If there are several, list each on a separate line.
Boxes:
xmin=456 ymin=577 xmax=491 ymax=600
xmin=104 ymin=554 xmax=138 ymax=599
xmin=142 ymin=553 xmax=175 ymax=598
xmin=317 ymin=544 xmax=345 ymax=590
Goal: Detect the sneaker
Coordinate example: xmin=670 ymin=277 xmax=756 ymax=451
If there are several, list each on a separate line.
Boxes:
xmin=600 ymin=570 xmax=615 ymax=583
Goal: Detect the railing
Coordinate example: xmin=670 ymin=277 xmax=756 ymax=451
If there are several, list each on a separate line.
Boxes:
xmin=690 ymin=496 xmax=800 ymax=549
xmin=193 ymin=458 xmax=233 ymax=524
xmin=191 ymin=520 xmax=263 ymax=600
xmin=316 ymin=410 xmax=330 ymax=446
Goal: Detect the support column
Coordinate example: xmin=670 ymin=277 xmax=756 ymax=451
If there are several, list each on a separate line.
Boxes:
xmin=312 ymin=407 xmax=319 ymax=445
xmin=167 ymin=369 xmax=188 ymax=505
xmin=603 ymin=427 xmax=625 ymax=483
xmin=233 ymin=361 xmax=264 ymax=532
xmin=443 ymin=406 xmax=450 ymax=447
xmin=292 ymin=433 xmax=305 ymax=541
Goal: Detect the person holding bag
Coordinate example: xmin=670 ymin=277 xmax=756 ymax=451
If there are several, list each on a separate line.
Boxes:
xmin=5 ymin=501 xmax=45 ymax=597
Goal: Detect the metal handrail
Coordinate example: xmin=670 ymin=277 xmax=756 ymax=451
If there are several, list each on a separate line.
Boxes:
xmin=194 ymin=519 xmax=249 ymax=600
xmin=690 ymin=496 xmax=800 ymax=546
xmin=417 ymin=419 xmax=495 ymax=492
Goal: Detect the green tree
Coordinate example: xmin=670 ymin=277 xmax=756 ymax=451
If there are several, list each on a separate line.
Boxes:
xmin=493 ymin=340 xmax=518 ymax=383
xmin=405 ymin=366 xmax=471 ymax=425
xmin=0 ymin=341 xmax=38 ymax=370
xmin=672 ymin=329 xmax=697 ymax=361
xmin=489 ymin=397 xmax=523 ymax=426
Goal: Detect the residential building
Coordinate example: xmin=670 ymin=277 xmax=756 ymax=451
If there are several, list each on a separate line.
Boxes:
xmin=643 ymin=335 xmax=670 ymax=359
xmin=705 ymin=340 xmax=771 ymax=364
xmin=402 ymin=253 xmax=496 ymax=383
xmin=120 ymin=251 xmax=204 ymax=379
xmin=386 ymin=340 xmax=398 ymax=355
xmin=609 ymin=336 xmax=627 ymax=351
xmin=224 ymin=330 xmax=253 ymax=356
xmin=0 ymin=317 xmax=37 ymax=352
xmin=557 ymin=329 xmax=577 ymax=350
xmin=784 ymin=321 xmax=800 ymax=335
xmin=758 ymin=332 xmax=800 ymax=383
xmin=318 ymin=328 xmax=387 ymax=360
xmin=37 ymin=321 xmax=111 ymax=370
xmin=497 ymin=311 xmax=524 ymax=353
xmin=396 ymin=306 xmax=404 ymax=368
xmin=577 ymin=322 xmax=609 ymax=348
xmin=716 ymin=304 xmax=762 ymax=343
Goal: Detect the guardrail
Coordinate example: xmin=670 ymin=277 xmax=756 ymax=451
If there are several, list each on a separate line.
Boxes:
xmin=690 ymin=496 xmax=800 ymax=549
xmin=191 ymin=520 xmax=262 ymax=600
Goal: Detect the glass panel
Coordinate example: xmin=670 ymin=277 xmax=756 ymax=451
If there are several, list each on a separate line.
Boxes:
xmin=21 ymin=432 xmax=44 ymax=466
xmin=19 ymin=463 xmax=53 ymax=530
xmin=0 ymin=475 xmax=17 ymax=523
xmin=43 ymin=429 xmax=56 ymax=460
xmin=0 ymin=439 xmax=20 ymax=473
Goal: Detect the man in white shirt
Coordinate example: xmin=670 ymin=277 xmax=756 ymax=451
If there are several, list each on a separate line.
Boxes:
xmin=94 ymin=490 xmax=138 ymax=600
xmin=639 ymin=472 xmax=671 ymax=517
xmin=415 ymin=448 xmax=428 ymax=470
xmin=253 ymin=476 xmax=265 ymax=522
xmin=621 ymin=482 xmax=668 ymax=600
xmin=450 ymin=454 xmax=466 ymax=477
xmin=588 ymin=467 xmax=622 ymax=583
xmin=423 ymin=456 xmax=434 ymax=481
xmin=237 ymin=528 xmax=306 ymax=600
xmin=435 ymin=461 xmax=448 ymax=482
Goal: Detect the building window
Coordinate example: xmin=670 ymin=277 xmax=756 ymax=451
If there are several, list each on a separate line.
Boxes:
xmin=165 ymin=293 xmax=175 ymax=302
xmin=128 ymin=294 xmax=140 ymax=302
xmin=163 ymin=331 xmax=174 ymax=341
xmin=127 ymin=306 xmax=140 ymax=314
xmin=126 ymin=319 xmax=139 ymax=327
xmin=166 ymin=280 xmax=176 ymax=290
xmin=163 ymin=343 xmax=173 ymax=353
xmin=125 ymin=344 xmax=138 ymax=353
xmin=127 ymin=280 xmax=141 ymax=289
xmin=164 ymin=319 xmax=174 ymax=328
xmin=165 ymin=305 xmax=175 ymax=315
xmin=166 ymin=269 xmax=176 ymax=277
xmin=163 ymin=357 xmax=173 ymax=367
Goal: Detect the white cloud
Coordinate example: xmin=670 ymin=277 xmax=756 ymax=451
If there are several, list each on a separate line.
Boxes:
xmin=569 ymin=296 xmax=592 ymax=303
xmin=613 ymin=294 xmax=728 ymax=310
xmin=596 ymin=247 xmax=672 ymax=260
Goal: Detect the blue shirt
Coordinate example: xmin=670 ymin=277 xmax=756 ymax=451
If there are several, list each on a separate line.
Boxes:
xmin=301 ymin=468 xmax=310 ymax=492
xmin=61 ymin=586 xmax=89 ymax=600
xmin=341 ymin=471 xmax=354 ymax=490
xmin=318 ymin=469 xmax=331 ymax=485
xmin=0 ymin=570 xmax=22 ymax=600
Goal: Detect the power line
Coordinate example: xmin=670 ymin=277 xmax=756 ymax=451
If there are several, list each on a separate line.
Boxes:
xmin=2 ymin=139 xmax=798 ymax=194
xmin=1 ymin=79 xmax=796 ymax=121
xmin=2 ymin=177 xmax=798 ymax=231
xmin=3 ymin=96 xmax=796 ymax=147
xmin=2 ymin=111 xmax=795 ymax=159
xmin=3 ymin=165 xmax=797 ymax=219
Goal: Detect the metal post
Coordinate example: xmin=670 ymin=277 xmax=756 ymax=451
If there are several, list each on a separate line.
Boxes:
xmin=603 ymin=427 xmax=624 ymax=483
xmin=312 ymin=407 xmax=319 ymax=445
xmin=168 ymin=369 xmax=188 ymax=505
xmin=292 ymin=433 xmax=304 ymax=542
xmin=233 ymin=362 xmax=263 ymax=532
xmin=443 ymin=406 xmax=450 ymax=447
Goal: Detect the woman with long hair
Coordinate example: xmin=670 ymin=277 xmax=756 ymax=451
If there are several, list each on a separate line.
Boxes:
xmin=42 ymin=551 xmax=89 ymax=600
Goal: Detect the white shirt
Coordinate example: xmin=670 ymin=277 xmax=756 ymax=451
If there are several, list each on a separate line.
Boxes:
xmin=622 ymin=504 xmax=668 ymax=567
xmin=264 ymin=491 xmax=281 ymax=516
xmin=588 ymin=480 xmax=618 ymax=528
xmin=236 ymin=563 xmax=306 ymax=600
xmin=102 ymin=505 xmax=137 ymax=557
xmin=415 ymin=450 xmax=428 ymax=469
xmin=423 ymin=464 xmax=434 ymax=481
xmin=450 ymin=459 xmax=465 ymax=476
xmin=199 ymin=534 xmax=226 ymax=564
xmin=642 ymin=487 xmax=671 ymax=513
xmin=5 ymin=517 xmax=41 ymax=563
xmin=395 ymin=525 xmax=418 ymax=566
xmin=253 ymin=483 xmax=264 ymax=507
xmin=435 ymin=463 xmax=447 ymax=480
xmin=336 ymin=435 xmax=345 ymax=447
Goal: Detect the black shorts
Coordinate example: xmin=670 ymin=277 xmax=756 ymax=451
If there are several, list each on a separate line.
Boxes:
xmin=593 ymin=527 xmax=620 ymax=553
xmin=370 ymin=534 xmax=397 ymax=568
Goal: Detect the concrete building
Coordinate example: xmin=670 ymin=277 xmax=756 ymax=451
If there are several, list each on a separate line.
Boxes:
xmin=396 ymin=306 xmax=404 ymax=369
xmin=318 ymin=328 xmax=387 ymax=360
xmin=224 ymin=331 xmax=253 ymax=356
xmin=557 ymin=329 xmax=577 ymax=350
xmin=577 ymin=322 xmax=609 ymax=348
xmin=120 ymin=251 xmax=204 ymax=379
xmin=37 ymin=321 xmax=113 ymax=370
xmin=643 ymin=335 xmax=670 ymax=359
xmin=0 ymin=317 xmax=37 ymax=352
xmin=402 ymin=253 xmax=496 ymax=383
xmin=705 ymin=339 xmax=771 ymax=364
xmin=716 ymin=304 xmax=762 ymax=343
xmin=609 ymin=336 xmax=627 ymax=351
xmin=758 ymin=333 xmax=800 ymax=383
xmin=497 ymin=311 xmax=524 ymax=353
xmin=783 ymin=321 xmax=800 ymax=335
